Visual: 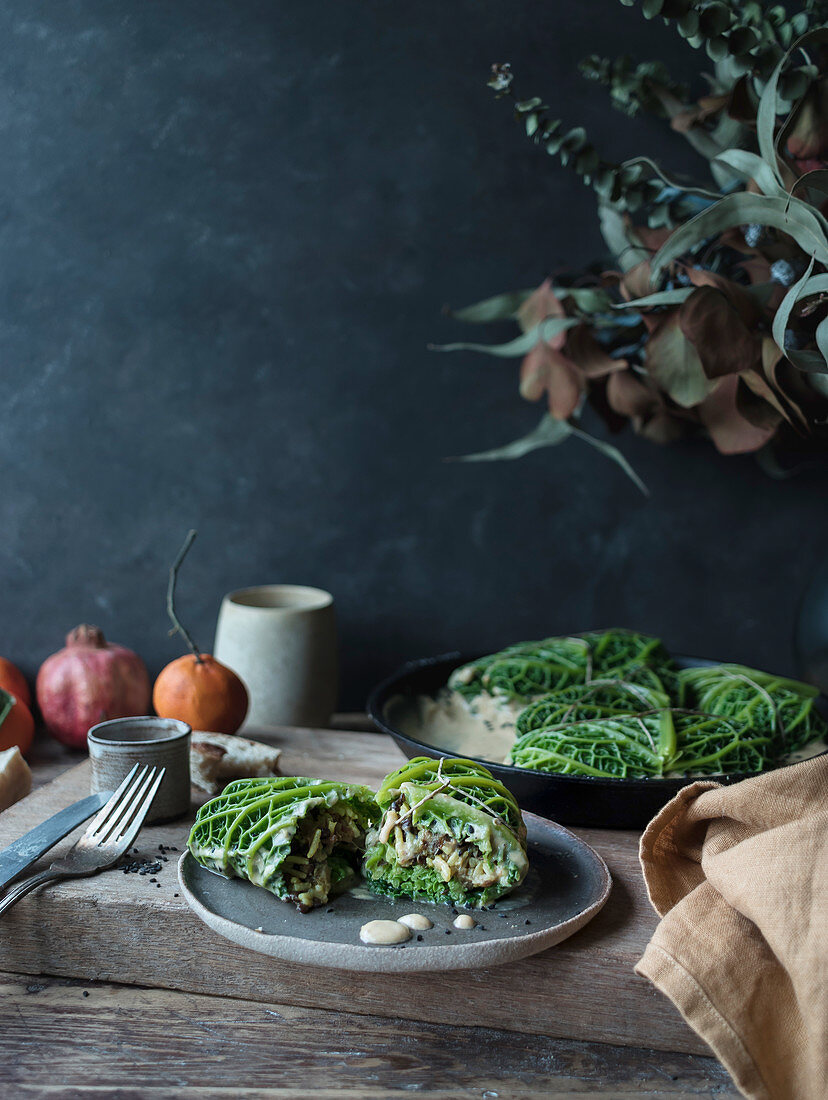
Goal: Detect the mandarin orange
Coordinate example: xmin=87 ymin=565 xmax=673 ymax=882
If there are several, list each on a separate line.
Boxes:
xmin=152 ymin=653 xmax=248 ymax=734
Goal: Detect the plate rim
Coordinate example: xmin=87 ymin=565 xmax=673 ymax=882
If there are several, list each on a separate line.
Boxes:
xmin=176 ymin=811 xmax=612 ymax=974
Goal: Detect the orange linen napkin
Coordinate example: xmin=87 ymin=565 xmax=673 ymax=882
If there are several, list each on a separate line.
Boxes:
xmin=635 ymin=753 xmax=828 ymax=1100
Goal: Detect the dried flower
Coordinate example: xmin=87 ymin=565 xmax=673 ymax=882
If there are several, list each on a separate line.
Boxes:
xmin=438 ymin=2 xmax=828 ymax=488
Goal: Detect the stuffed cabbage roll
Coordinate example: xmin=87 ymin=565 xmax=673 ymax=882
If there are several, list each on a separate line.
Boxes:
xmin=510 ymin=713 xmax=674 ymax=778
xmin=363 ymin=757 xmax=528 ymax=908
xmin=448 ymin=637 xmax=591 ymax=702
xmin=446 ymin=629 xmax=677 ymax=705
xmin=677 ymin=664 xmax=827 ymax=756
xmin=514 ymin=679 xmax=669 ymax=736
xmin=188 ymin=776 xmax=379 ymax=911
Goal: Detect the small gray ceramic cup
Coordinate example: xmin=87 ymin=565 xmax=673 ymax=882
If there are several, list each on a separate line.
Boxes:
xmin=214 ymin=584 xmax=338 ymax=730
xmin=87 ymin=716 xmax=192 ymax=823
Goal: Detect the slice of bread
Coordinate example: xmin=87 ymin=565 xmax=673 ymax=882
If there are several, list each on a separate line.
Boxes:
xmin=0 ymin=746 xmax=32 ymax=813
xmin=190 ymin=732 xmax=282 ymax=795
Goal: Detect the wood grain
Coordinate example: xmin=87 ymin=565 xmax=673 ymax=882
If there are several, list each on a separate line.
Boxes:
xmin=0 ymin=970 xmax=739 ymax=1098
xmin=0 ymin=726 xmax=707 ymax=1056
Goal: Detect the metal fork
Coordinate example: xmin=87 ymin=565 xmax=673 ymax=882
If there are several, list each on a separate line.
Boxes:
xmin=0 ymin=763 xmax=165 ymax=917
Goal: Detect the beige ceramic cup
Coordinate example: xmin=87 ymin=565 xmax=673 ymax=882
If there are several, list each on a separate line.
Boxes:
xmin=88 ymin=716 xmax=192 ymax=823
xmin=214 ymin=585 xmax=338 ymax=730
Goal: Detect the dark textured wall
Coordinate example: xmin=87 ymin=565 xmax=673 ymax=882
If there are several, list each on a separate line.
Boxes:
xmin=2 ymin=1 xmax=826 ymax=708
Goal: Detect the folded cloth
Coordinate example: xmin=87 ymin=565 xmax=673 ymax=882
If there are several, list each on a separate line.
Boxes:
xmin=635 ymin=753 xmax=828 ymax=1100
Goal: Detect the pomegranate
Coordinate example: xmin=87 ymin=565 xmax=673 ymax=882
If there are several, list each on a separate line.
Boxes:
xmin=36 ymin=625 xmax=151 ymax=749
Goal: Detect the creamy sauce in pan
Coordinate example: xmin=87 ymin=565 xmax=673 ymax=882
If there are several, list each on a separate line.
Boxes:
xmin=389 ymin=690 xmax=522 ymax=764
xmin=783 ymin=738 xmax=828 ymax=763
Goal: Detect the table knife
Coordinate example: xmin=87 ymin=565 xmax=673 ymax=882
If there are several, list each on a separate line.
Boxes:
xmin=0 ymin=791 xmax=112 ymax=892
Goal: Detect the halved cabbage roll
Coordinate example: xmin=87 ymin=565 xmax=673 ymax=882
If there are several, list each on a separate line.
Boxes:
xmin=363 ymin=757 xmax=528 ymax=908
xmin=188 ymin=777 xmax=379 ymax=911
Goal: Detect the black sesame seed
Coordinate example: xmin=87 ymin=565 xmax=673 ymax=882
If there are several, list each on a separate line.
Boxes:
xmin=416 ymin=934 xmax=423 ymax=942
xmin=174 ymin=893 xmax=179 ymax=898
xmin=445 ymin=929 xmax=451 ymax=935
xmin=82 ymin=991 xmax=89 ymax=998
xmin=524 ymin=919 xmax=531 ymax=925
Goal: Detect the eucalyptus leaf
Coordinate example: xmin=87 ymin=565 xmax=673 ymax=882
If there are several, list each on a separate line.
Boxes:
xmin=757 ymin=29 xmax=828 ymax=182
xmin=567 ymin=424 xmax=649 ymax=495
xmin=771 ymin=259 xmax=813 ymax=352
xmin=621 ymin=156 xmax=721 ymax=200
xmin=756 ymin=40 xmax=787 ymax=182
xmin=816 ymin=315 xmax=828 ymax=368
xmin=650 ymin=193 xmax=828 ymax=285
xmin=447 ymin=289 xmax=534 ymax=324
xmin=786 ymin=349 xmax=828 ymax=373
xmin=613 ymin=287 xmax=695 ymax=309
xmin=645 ymin=318 xmax=715 ymax=407
xmin=713 ymin=149 xmax=786 ymax=198
xmin=559 ymin=286 xmax=615 ymax=313
xmin=774 ymin=272 xmax=828 ymax=375
xmin=455 ymin=414 xmax=572 ymax=462
xmin=770 ymin=263 xmax=828 ymax=372
xmin=429 ymin=317 xmax=579 ymax=358
xmin=791 ymin=169 xmax=828 ymax=200
xmin=455 ymin=414 xmax=648 ymax=495
xmin=598 ymin=201 xmax=649 ymax=271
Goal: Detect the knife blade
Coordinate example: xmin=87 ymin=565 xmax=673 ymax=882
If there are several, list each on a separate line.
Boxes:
xmin=0 ymin=791 xmax=112 ymax=892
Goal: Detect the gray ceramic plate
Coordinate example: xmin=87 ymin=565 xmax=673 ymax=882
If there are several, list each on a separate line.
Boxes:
xmin=177 ymin=812 xmax=611 ymax=973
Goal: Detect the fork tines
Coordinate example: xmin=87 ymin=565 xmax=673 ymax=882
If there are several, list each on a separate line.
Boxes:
xmin=89 ymin=763 xmax=166 ymax=850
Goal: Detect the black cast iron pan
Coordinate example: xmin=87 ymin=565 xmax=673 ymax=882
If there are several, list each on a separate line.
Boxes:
xmin=367 ymin=652 xmax=828 ymax=830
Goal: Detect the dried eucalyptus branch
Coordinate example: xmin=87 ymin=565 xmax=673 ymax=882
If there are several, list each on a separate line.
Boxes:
xmin=488 ymin=63 xmax=709 ymax=223
xmin=579 ymin=55 xmax=688 ymax=118
xmin=620 ymin=0 xmax=826 ymax=95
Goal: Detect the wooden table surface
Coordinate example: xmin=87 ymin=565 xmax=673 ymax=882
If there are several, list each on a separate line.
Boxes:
xmin=0 ymin=718 xmax=740 ymax=1100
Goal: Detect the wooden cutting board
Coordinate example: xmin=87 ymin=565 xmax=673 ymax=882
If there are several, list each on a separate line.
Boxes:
xmin=0 ymin=726 xmax=704 ymax=1056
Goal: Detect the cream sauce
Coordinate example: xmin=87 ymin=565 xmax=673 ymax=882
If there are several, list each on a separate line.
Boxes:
xmin=783 ymin=738 xmax=828 ymax=764
xmin=359 ymin=919 xmax=411 ymax=945
xmin=397 ymin=913 xmax=433 ymax=931
xmin=390 ymin=689 xmax=523 ymax=764
xmin=453 ymin=914 xmax=476 ymax=930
